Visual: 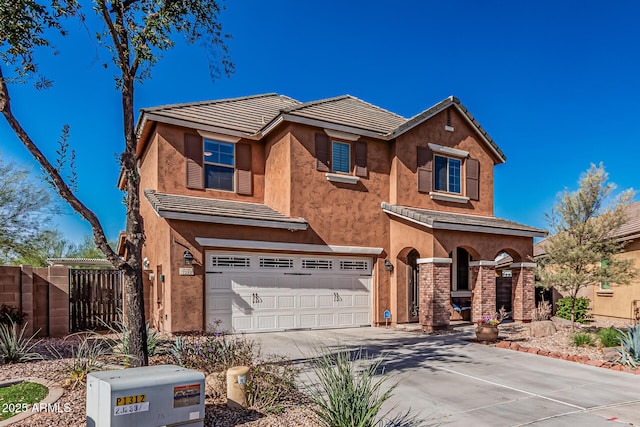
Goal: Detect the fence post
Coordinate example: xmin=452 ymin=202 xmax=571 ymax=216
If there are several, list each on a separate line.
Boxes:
xmin=48 ymin=266 xmax=70 ymax=337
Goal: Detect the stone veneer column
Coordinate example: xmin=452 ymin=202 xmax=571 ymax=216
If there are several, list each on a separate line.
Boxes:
xmin=470 ymin=261 xmax=497 ymax=323
xmin=417 ymin=257 xmax=452 ymax=332
xmin=511 ymin=262 xmax=536 ymax=322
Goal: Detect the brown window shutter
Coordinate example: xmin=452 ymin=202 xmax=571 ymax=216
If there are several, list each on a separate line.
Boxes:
xmin=354 ymin=141 xmax=368 ymax=177
xmin=235 ymin=143 xmax=252 ymax=195
xmin=466 ymin=158 xmax=480 ymax=201
xmin=417 ymin=146 xmax=433 ymax=193
xmin=184 ymin=133 xmax=203 ymax=189
xmin=315 ymin=133 xmax=330 ymax=172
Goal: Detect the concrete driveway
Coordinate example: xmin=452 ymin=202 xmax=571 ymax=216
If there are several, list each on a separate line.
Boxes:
xmin=246 ymin=326 xmax=640 ymax=426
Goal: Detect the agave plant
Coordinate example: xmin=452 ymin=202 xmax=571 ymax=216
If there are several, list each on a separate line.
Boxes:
xmin=616 ymin=324 xmax=640 ymax=367
xmin=0 ymin=320 xmax=41 ymax=363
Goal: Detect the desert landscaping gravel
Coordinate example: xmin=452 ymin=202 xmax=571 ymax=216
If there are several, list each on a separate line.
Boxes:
xmin=0 ymin=319 xmax=634 ymax=426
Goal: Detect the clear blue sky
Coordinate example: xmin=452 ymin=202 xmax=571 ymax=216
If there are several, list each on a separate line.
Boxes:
xmin=1 ymin=1 xmax=638 ymax=244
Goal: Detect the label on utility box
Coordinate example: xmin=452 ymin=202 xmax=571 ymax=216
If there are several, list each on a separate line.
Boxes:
xmin=114 ymin=402 xmax=150 ymax=416
xmin=173 ymin=384 xmax=201 ymax=408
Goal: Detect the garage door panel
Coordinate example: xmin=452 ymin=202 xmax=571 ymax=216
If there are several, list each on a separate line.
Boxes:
xmin=354 ymin=294 xmax=369 ymax=307
xmin=206 ymin=251 xmax=372 ymax=333
xmin=338 ymin=313 xmax=354 ymax=325
xmin=318 ymin=295 xmax=334 ymax=308
xmin=277 ymin=295 xmax=295 ymax=309
xmin=355 ymin=311 xmax=370 ymax=324
xmin=278 ymin=315 xmax=295 ymax=329
xmin=318 ymin=313 xmax=334 ymax=326
xmin=338 ymin=295 xmax=353 ymax=307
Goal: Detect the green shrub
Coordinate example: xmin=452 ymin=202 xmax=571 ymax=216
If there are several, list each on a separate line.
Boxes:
xmin=616 ymin=324 xmax=640 ymax=367
xmin=0 ymin=305 xmax=27 ymax=327
xmin=555 ymin=297 xmax=591 ymax=323
xmin=306 ymin=347 xmax=397 ymax=427
xmin=98 ymin=315 xmax=164 ymax=365
xmin=597 ymin=327 xmax=623 ymax=348
xmin=0 ymin=321 xmax=41 ymax=363
xmin=62 ymin=334 xmax=112 ymax=389
xmin=572 ymin=332 xmax=594 ymax=347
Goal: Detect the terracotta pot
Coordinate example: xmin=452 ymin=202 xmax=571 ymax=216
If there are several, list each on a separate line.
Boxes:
xmin=475 ymin=324 xmax=499 ymax=342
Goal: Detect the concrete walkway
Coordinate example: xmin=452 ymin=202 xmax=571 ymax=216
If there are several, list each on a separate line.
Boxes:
xmin=246 ymin=326 xmax=640 ymax=426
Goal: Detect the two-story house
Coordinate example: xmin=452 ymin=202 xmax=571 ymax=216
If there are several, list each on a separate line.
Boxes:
xmin=130 ymin=93 xmax=546 ymax=334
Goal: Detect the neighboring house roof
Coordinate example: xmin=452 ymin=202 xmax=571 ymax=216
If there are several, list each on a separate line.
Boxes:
xmin=135 ymin=93 xmax=505 ymax=162
xmin=534 ymin=201 xmax=640 ymax=256
xmin=144 ymin=190 xmax=308 ymax=231
xmin=614 ymin=201 xmax=640 ymax=239
xmin=381 ymin=202 xmax=547 ymax=238
xmin=47 ymin=258 xmax=114 ymax=267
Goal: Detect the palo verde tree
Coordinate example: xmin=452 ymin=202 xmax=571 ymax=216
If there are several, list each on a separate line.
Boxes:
xmin=536 ymin=163 xmax=637 ymax=331
xmin=0 ymin=1 xmax=233 ymax=366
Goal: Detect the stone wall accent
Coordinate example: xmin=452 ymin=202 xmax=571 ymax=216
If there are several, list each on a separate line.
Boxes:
xmin=418 ymin=258 xmax=451 ymax=332
xmin=471 ymin=261 xmax=497 ymax=322
xmin=511 ymin=262 xmax=536 ymax=322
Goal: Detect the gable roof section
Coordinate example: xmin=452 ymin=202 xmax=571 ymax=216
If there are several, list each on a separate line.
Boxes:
xmin=392 ymin=96 xmax=506 ymax=163
xmin=136 ymin=93 xmax=301 ymax=145
xmin=144 ymin=190 xmax=308 ymax=231
xmin=279 ymin=95 xmax=407 ymax=137
xmin=381 ymin=202 xmax=547 ymax=238
xmin=136 ymin=93 xmax=505 ymax=162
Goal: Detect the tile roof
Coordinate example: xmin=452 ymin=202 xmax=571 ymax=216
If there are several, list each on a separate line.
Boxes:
xmin=615 ymin=201 xmax=640 ymax=238
xmin=144 ymin=190 xmax=308 ymax=230
xmin=140 ymin=93 xmax=301 ymax=135
xmin=535 ymin=201 xmax=640 ymax=256
xmin=282 ymin=95 xmax=407 ymax=136
xmin=381 ymin=202 xmax=547 ymax=237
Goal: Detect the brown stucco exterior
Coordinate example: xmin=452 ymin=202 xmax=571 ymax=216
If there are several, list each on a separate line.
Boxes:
xmin=135 ymin=97 xmax=540 ymax=333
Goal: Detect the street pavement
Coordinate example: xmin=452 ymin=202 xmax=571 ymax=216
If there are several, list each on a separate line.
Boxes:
xmin=246 ymin=326 xmax=640 ymax=426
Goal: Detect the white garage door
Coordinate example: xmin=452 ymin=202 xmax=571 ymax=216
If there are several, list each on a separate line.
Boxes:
xmin=205 ymin=251 xmax=373 ymax=333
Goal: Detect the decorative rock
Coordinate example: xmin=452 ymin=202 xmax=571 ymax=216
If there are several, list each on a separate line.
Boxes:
xmin=527 ymin=348 xmax=539 ymax=354
xmin=529 ymin=320 xmax=557 ymax=338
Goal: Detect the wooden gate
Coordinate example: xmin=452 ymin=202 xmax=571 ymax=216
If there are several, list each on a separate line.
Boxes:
xmin=70 ymin=269 xmax=122 ymax=332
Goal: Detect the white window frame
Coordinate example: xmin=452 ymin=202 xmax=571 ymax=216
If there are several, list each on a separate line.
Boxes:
xmin=204 ymin=139 xmax=235 ymax=191
xmin=434 ymin=154 xmax=462 ymax=195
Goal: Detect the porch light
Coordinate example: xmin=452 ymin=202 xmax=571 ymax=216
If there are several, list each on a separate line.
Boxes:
xmin=183 ymin=250 xmax=194 ymax=267
xmin=384 ymin=259 xmax=394 ymax=272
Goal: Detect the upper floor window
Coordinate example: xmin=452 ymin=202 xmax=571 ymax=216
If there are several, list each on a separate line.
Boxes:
xmin=204 ymin=139 xmax=235 ymax=191
xmin=434 ymin=155 xmax=461 ymax=194
xmin=332 ymin=141 xmax=351 ymax=173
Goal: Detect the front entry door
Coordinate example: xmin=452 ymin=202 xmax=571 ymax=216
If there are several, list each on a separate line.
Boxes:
xmin=408 ymin=250 xmax=419 ymax=322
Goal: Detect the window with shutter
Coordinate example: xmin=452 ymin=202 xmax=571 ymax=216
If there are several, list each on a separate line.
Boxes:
xmin=466 ymin=158 xmax=480 ymax=201
xmin=417 ymin=146 xmax=433 ymax=193
xmin=354 ymin=141 xmax=368 ymax=177
xmin=331 ymin=141 xmax=351 ymax=173
xmin=204 ymin=139 xmax=235 ymax=191
xmin=235 ymin=143 xmax=252 ymax=195
xmin=315 ymin=133 xmax=330 ymax=172
xmin=185 ymin=133 xmax=204 ymax=189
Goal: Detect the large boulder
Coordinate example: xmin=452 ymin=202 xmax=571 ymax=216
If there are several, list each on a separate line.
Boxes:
xmin=530 ymin=320 xmax=557 ymax=338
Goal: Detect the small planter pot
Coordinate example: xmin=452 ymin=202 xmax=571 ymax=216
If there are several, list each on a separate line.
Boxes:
xmin=475 ymin=324 xmax=499 ymax=342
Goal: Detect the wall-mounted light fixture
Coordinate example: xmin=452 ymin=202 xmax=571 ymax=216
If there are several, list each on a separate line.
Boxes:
xmin=183 ymin=250 xmax=194 ymax=267
xmin=143 ymin=257 xmax=150 ymax=271
xmin=384 ymin=259 xmax=394 ymax=272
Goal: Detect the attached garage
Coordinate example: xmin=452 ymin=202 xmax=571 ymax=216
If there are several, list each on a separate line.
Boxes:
xmin=205 ymin=251 xmax=373 ymax=333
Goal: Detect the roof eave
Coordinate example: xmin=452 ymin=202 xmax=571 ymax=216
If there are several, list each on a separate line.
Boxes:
xmin=260 ymin=113 xmax=393 ymax=140
xmin=391 ymin=97 xmax=507 ymax=164
xmin=157 ymin=210 xmax=308 ymax=231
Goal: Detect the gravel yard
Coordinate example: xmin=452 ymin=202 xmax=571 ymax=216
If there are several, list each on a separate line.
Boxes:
xmin=0 ymin=319 xmax=635 ymax=425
